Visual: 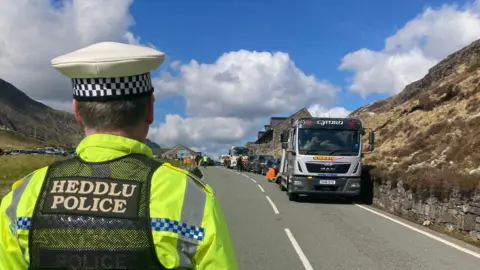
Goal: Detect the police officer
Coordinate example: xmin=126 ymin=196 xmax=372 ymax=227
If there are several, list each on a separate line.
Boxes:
xmin=202 ymin=155 xmax=208 ymax=168
xmin=0 ymin=42 xmax=238 ymax=270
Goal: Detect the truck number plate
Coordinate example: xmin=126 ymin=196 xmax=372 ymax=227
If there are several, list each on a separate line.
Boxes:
xmin=319 ymin=180 xmax=336 ymax=185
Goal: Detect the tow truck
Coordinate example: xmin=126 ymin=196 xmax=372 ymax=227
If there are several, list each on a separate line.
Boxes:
xmin=277 ymin=117 xmax=374 ymax=202
xmin=228 ymin=146 xmax=249 ymax=169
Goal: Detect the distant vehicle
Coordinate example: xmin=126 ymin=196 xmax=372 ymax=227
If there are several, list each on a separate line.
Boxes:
xmin=244 ymin=155 xmax=257 ymax=172
xmin=228 ymin=146 xmax=249 ymax=169
xmin=277 ymin=117 xmax=374 ymax=202
xmin=220 ymin=154 xmax=230 ymax=166
xmin=251 ymin=155 xmax=275 ymax=174
xmin=260 ymin=158 xmax=281 ymax=175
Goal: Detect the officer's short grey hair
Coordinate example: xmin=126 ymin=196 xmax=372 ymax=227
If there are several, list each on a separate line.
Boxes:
xmin=75 ymin=97 xmax=150 ymax=131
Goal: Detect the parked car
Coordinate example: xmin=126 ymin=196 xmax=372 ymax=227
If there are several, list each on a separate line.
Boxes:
xmin=252 ymin=155 xmax=275 ymax=174
xmin=260 ymin=158 xmax=281 ymax=175
xmin=244 ymin=155 xmax=257 ymax=172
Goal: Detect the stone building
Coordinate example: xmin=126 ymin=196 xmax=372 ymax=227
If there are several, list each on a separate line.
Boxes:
xmin=246 ymin=107 xmax=312 ymax=156
xmin=161 ymin=144 xmax=201 ymax=159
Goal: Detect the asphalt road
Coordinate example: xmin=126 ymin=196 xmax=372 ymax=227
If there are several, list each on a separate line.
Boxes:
xmin=202 ymin=166 xmax=480 ymax=270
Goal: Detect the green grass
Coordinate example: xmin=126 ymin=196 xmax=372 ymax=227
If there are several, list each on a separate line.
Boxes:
xmin=0 ymin=129 xmax=48 ymax=150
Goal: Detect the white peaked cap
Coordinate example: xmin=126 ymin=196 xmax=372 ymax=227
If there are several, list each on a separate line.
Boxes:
xmin=51 ymin=42 xmax=165 ymax=101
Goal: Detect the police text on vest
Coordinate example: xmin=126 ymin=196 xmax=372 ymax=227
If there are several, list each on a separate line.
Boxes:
xmin=43 ymin=178 xmax=142 ymax=219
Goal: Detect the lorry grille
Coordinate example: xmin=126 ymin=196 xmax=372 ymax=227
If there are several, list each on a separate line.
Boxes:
xmin=305 ymin=163 xmax=351 ymax=174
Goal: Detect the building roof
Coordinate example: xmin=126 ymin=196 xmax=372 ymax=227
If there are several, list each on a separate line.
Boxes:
xmin=161 ymin=144 xmax=199 ymax=157
xmin=255 ymin=107 xmax=312 ymax=143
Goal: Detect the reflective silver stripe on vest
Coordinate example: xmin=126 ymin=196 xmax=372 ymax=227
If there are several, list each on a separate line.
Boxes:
xmin=5 ymin=173 xmax=34 ymax=257
xmin=177 ymin=176 xmax=207 ymax=268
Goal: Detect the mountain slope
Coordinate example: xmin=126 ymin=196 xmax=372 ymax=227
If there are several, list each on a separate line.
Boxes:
xmin=351 ymin=39 xmax=480 ymax=195
xmin=0 ymin=79 xmax=167 ymax=149
xmin=145 ymin=139 xmax=162 ymax=149
xmin=0 ymin=79 xmax=82 ymax=145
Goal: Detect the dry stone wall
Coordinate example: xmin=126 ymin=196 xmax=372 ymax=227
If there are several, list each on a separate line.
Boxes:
xmin=372 ymin=175 xmax=480 ymax=240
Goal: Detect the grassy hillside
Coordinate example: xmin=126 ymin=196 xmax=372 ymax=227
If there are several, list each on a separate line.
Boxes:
xmin=351 ymin=39 xmax=480 ymax=198
xmin=0 ymin=129 xmax=49 ymax=149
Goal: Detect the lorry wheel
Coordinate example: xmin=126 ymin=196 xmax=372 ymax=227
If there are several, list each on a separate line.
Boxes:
xmin=286 ymin=182 xmax=298 ymax=201
xmin=288 ymin=192 xmax=299 ymax=201
xmin=279 ymin=180 xmax=286 ymax=191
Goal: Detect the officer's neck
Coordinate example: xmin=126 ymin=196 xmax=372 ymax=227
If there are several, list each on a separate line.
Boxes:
xmin=84 ymin=129 xmax=147 ymax=144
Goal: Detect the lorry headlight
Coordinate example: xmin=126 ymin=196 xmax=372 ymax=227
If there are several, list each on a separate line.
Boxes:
xmin=351 ymin=183 xmax=360 ymax=188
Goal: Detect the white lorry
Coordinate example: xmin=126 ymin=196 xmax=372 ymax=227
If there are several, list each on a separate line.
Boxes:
xmin=277 ymin=117 xmax=374 ymax=202
xmin=228 ymin=146 xmax=249 ymax=169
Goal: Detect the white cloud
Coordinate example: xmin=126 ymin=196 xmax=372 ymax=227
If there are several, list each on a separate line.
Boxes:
xmin=0 ymin=0 xmax=139 ymax=104
xmin=308 ymin=105 xmax=351 ymax=118
xmin=339 ymin=0 xmax=480 ymax=97
xmin=169 ymin=60 xmax=182 ymax=70
xmin=148 ymin=114 xmax=261 ymax=157
xmin=150 ymin=50 xmax=342 ymax=156
xmin=154 ymin=50 xmax=340 ymax=119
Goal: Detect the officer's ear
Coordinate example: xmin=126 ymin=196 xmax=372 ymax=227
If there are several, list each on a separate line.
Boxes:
xmin=72 ymin=99 xmax=84 ymax=126
xmin=146 ymin=94 xmax=155 ymax=125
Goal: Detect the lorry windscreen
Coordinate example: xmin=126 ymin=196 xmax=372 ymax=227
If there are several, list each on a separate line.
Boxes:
xmin=232 ymin=148 xmax=249 ymax=155
xmin=297 ymin=129 xmax=360 ymax=156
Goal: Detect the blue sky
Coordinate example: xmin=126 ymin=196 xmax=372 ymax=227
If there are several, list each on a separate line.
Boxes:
xmin=130 ymin=0 xmax=465 ymax=123
xmin=3 ymin=0 xmax=479 ymax=156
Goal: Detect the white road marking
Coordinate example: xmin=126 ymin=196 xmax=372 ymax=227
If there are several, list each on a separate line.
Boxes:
xmin=265 ymin=196 xmax=280 ymax=214
xmin=284 ymin=228 xmax=314 ymax=270
xmin=257 ymin=184 xmax=265 ymax=193
xmin=355 ymin=204 xmax=480 ymax=260
xmin=250 ymin=178 xmax=257 ymax=183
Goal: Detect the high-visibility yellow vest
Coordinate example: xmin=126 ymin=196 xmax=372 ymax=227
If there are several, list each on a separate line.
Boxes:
xmin=0 ymin=134 xmax=238 ymax=270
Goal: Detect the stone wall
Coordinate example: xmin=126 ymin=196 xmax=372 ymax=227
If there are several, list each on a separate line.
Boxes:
xmin=372 ymin=176 xmax=480 ymax=240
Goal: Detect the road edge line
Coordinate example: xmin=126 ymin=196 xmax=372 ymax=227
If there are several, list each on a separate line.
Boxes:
xmin=284 ymin=228 xmax=314 ymax=270
xmin=265 ymin=196 xmax=280 ymax=214
xmin=355 ymin=204 xmax=480 ymax=260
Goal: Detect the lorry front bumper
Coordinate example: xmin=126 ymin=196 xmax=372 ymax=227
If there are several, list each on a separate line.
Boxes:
xmin=288 ymin=175 xmax=361 ymax=196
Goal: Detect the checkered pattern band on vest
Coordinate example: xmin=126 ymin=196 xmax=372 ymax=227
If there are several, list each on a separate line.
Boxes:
xmin=71 ymin=72 xmax=154 ymax=101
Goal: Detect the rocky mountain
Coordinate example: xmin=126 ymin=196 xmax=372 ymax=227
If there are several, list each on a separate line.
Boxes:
xmin=350 ymin=39 xmax=480 ymax=195
xmin=0 ymin=79 xmax=82 ymax=145
xmin=0 ymin=79 xmax=164 ymax=149
xmin=145 ymin=139 xmax=162 ymax=149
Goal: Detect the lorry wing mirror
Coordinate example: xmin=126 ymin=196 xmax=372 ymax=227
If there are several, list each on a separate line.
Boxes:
xmin=369 ymin=131 xmax=375 ymax=145
xmin=369 ymin=131 xmax=375 ymax=152
xmin=368 ymin=144 xmax=374 ymax=152
xmin=281 ymin=130 xmax=289 ymax=142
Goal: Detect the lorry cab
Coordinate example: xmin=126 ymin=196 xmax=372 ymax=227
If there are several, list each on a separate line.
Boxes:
xmin=228 ymin=146 xmax=249 ymax=169
xmin=278 ymin=117 xmax=374 ymax=202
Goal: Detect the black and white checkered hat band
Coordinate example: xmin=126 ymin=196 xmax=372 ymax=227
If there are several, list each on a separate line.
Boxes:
xmin=71 ymin=73 xmax=153 ymax=101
